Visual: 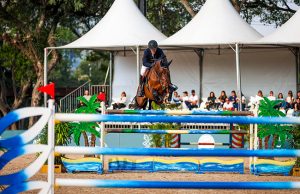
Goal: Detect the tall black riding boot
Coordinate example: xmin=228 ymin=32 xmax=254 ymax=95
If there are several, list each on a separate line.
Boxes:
xmin=138 ymin=76 xmax=145 ymax=97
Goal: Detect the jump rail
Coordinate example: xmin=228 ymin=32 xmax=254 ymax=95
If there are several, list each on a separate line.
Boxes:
xmin=56 ymin=179 xmax=300 ymax=190
xmin=55 ymin=147 xmax=300 ymax=157
xmin=106 ymin=109 xmax=253 ymax=116
xmin=55 ymin=113 xmax=300 ymax=124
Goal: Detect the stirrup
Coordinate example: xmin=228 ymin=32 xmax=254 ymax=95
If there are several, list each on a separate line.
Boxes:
xmin=170 ymin=84 xmax=178 ymax=91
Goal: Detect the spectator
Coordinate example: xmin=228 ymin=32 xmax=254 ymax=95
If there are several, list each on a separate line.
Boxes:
xmin=172 ymin=91 xmax=181 ymax=104
xmin=286 ymin=90 xmax=294 ymax=109
xmin=267 ymin=91 xmax=276 ymax=101
xmin=297 ymin=91 xmax=300 ymax=99
xmin=181 ymin=91 xmax=189 ymax=109
xmin=97 ymin=90 xmax=106 ymax=102
xmin=294 ymin=98 xmax=300 ymax=116
xmin=223 ymin=98 xmax=234 ymax=111
xmin=187 ymin=89 xmax=199 ymax=110
xmin=275 ymin=92 xmax=286 ymax=109
xmin=83 ymin=90 xmax=91 ymax=101
xmin=278 ymin=92 xmax=284 ymax=100
xmin=237 ymin=93 xmax=246 ymax=111
xmin=218 ymin=90 xmax=227 ymax=104
xmin=112 ymin=91 xmax=127 ymax=109
xmin=229 ymin=90 xmax=238 ymax=110
xmin=206 ymin=91 xmax=216 ymax=110
xmin=255 ymin=90 xmax=264 ymax=104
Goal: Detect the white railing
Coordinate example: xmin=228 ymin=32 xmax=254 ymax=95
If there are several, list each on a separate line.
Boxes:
xmin=59 ymin=81 xmax=110 ymax=113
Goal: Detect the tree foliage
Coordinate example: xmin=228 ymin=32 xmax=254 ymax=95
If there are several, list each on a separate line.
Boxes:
xmin=0 ymin=42 xmax=33 ymax=125
xmin=0 ymin=0 xmax=113 ymax=126
xmin=74 ymin=51 xmax=110 ymax=85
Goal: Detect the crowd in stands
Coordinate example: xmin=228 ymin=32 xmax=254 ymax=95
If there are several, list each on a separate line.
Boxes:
xmin=171 ymin=89 xmax=300 ymax=116
xmin=79 ymin=88 xmax=300 ymax=117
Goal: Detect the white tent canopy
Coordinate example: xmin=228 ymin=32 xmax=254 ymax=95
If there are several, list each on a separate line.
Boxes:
xmin=256 ymin=9 xmax=300 ymax=46
xmin=160 ymin=0 xmax=262 ymax=47
xmin=58 ymin=0 xmax=166 ymax=50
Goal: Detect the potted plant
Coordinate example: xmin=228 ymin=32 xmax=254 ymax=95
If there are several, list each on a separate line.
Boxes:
xmin=62 ymin=95 xmax=103 ymax=174
xmin=37 ymin=122 xmax=71 ymax=173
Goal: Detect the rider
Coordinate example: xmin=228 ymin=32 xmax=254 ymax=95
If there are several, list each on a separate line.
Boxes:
xmin=137 ymin=40 xmax=177 ymax=97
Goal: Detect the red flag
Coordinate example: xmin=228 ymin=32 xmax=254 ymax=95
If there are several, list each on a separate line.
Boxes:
xmin=38 ymin=83 xmax=55 ymax=99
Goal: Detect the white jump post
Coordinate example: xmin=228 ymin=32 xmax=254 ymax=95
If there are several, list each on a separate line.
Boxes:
xmin=100 ymin=101 xmax=106 ymax=172
xmin=249 ymin=123 xmax=254 ymax=170
xmin=253 ymin=108 xmax=259 ymax=171
xmin=47 ymin=99 xmax=55 ymax=194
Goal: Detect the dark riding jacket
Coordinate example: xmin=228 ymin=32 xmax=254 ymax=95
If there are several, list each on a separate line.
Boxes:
xmin=142 ymin=48 xmax=166 ymax=68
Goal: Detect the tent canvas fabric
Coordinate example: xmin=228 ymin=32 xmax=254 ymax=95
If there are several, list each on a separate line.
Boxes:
xmin=57 ymin=0 xmax=166 ymax=50
xmin=255 ymin=9 xmax=300 ymax=46
xmin=160 ymin=0 xmax=262 ymax=47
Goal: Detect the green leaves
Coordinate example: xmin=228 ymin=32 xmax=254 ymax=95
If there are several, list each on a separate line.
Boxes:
xmin=75 ymin=95 xmax=100 ymax=114
xmin=258 ymin=97 xmax=293 ymax=148
xmin=69 ymin=94 xmax=101 ymax=146
xmin=258 ymin=97 xmax=285 ymax=117
xmin=69 ymin=122 xmax=100 ymax=146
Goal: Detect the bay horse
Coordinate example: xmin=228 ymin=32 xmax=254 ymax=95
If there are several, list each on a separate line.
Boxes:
xmin=134 ymin=59 xmax=172 ymax=109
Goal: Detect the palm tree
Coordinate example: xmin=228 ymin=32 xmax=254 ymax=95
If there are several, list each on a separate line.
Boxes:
xmin=258 ymin=97 xmax=293 ymax=149
xmin=69 ymin=95 xmax=100 ymax=155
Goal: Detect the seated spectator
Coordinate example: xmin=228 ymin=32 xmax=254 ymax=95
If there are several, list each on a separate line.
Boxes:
xmin=112 ymin=91 xmax=127 ymax=109
xmin=297 ymin=91 xmax=300 ymax=99
xmin=286 ymin=90 xmax=294 ymax=109
xmin=183 ymin=90 xmax=199 ymax=110
xmin=181 ymin=91 xmax=189 ymax=109
xmin=294 ymin=98 xmax=300 ymax=116
xmin=97 ymin=90 xmax=109 ymax=108
xmin=237 ymin=93 xmax=246 ymax=111
xmin=172 ymin=91 xmax=181 ymax=104
xmin=275 ymin=92 xmax=286 ymax=109
xmin=223 ymin=98 xmax=234 ymax=111
xmin=83 ymin=90 xmax=91 ymax=101
xmin=97 ymin=90 xmax=106 ymax=102
xmin=206 ymin=91 xmax=216 ymax=110
xmin=187 ymin=89 xmax=199 ymax=110
xmin=255 ymin=90 xmax=264 ymax=104
xmin=229 ymin=90 xmax=238 ymax=110
xmin=218 ymin=90 xmax=227 ymax=105
xmin=267 ymin=91 xmax=276 ymax=101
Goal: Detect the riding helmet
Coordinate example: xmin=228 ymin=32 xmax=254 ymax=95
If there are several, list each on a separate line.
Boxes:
xmin=148 ymin=40 xmax=158 ymax=49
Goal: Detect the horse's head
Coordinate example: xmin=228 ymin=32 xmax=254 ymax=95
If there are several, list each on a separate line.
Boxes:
xmin=161 ymin=57 xmax=172 ymax=68
xmin=158 ymin=59 xmax=172 ymax=102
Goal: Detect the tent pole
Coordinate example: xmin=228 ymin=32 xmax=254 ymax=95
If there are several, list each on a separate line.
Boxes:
xmin=199 ymin=49 xmax=204 ymax=100
xmin=109 ymin=52 xmax=113 ymax=104
xmin=44 ymin=48 xmax=48 ymax=107
xmin=296 ymin=48 xmax=300 ymax=91
xmin=235 ymin=43 xmax=242 ymax=110
xmin=136 ymin=46 xmax=140 ymax=88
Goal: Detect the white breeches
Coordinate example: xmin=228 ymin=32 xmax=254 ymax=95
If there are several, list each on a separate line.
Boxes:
xmin=140 ymin=66 xmax=149 ymax=76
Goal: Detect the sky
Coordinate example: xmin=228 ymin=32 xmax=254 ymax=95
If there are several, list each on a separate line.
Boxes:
xmin=251 ymin=3 xmax=299 ymax=36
